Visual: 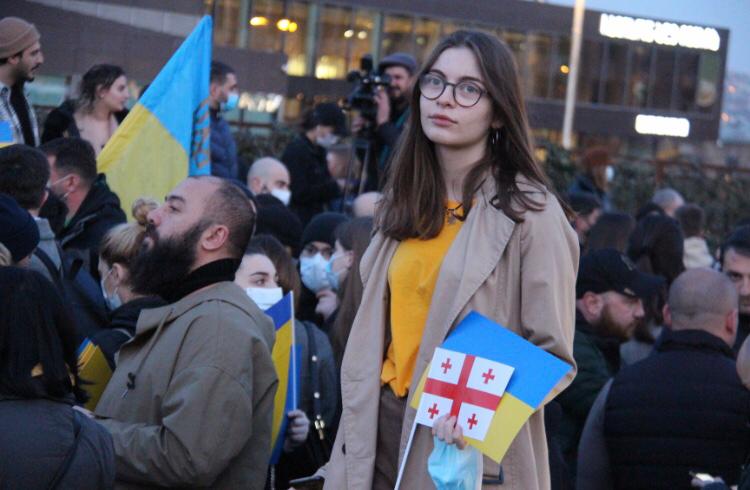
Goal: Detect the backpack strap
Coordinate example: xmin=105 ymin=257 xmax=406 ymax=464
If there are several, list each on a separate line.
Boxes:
xmin=33 ymin=247 xmax=64 ymax=292
xmin=47 ymin=409 xmax=82 ymax=489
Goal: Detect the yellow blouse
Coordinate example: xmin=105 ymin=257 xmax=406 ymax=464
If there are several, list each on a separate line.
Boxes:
xmin=380 ymin=202 xmax=464 ymax=397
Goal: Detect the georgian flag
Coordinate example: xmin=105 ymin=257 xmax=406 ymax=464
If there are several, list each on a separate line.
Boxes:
xmin=415 ymin=347 xmax=514 ymax=441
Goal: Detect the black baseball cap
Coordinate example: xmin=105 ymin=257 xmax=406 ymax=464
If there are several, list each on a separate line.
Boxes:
xmin=576 ymin=248 xmax=664 ymax=300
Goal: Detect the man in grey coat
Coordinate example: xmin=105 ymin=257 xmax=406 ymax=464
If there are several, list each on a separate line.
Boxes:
xmin=95 ymin=176 xmax=278 ymax=489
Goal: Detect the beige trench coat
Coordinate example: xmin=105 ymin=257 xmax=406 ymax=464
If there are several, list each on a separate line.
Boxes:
xmin=324 ymin=179 xmax=579 ymax=490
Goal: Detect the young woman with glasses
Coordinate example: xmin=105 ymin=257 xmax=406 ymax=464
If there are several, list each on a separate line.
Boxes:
xmin=323 ymin=31 xmax=579 ymax=489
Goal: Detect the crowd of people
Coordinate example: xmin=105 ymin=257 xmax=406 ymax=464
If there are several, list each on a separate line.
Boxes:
xmin=1 ymin=14 xmax=749 ymax=490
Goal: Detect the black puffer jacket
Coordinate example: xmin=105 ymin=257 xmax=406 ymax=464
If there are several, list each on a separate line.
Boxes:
xmin=604 ymin=328 xmax=750 ymax=489
xmin=0 ymin=396 xmax=115 ymax=489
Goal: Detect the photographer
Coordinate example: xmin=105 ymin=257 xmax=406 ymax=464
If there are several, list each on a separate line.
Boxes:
xmin=355 ymin=53 xmax=417 ymax=191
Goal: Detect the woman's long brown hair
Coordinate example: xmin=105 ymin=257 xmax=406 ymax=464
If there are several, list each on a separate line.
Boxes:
xmin=378 ymin=30 xmax=569 ymax=240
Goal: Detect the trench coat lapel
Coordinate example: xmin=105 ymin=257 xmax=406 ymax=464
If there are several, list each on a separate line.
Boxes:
xmin=400 ymin=181 xmax=516 ymax=455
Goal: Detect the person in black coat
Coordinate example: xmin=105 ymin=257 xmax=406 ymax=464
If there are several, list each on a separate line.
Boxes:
xmin=90 ymin=197 xmax=166 ymax=367
xmin=281 ymin=103 xmax=348 ymax=227
xmin=0 ymin=267 xmax=115 ymax=489
xmin=577 ymin=268 xmax=750 ymax=490
xmin=40 ymin=137 xmax=126 ymax=274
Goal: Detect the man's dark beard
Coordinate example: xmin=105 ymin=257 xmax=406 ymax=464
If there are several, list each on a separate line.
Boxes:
xmin=129 ymin=222 xmax=206 ymax=298
xmin=596 ymin=303 xmax=636 ymax=342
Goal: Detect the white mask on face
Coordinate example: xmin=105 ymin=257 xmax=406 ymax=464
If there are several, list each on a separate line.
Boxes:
xmin=606 ymin=165 xmax=615 ymax=182
xmin=300 ymin=253 xmax=332 ymax=293
xmin=270 ymin=187 xmax=292 ymax=206
xmin=245 ymin=287 xmax=283 ymax=311
xmin=316 ymin=133 xmax=339 ymax=149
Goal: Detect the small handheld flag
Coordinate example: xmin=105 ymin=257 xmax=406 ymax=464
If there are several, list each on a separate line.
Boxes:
xmin=77 ymin=339 xmax=114 ymax=411
xmin=264 ymin=292 xmax=299 ymax=465
xmin=411 ymin=312 xmax=572 ymax=462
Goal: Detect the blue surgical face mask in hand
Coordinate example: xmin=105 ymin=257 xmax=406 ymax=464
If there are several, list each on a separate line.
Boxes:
xmin=300 ymin=253 xmax=332 ymax=293
xmin=427 ymin=436 xmax=483 ymax=490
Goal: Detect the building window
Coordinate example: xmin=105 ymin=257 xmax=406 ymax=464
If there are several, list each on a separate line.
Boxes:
xmin=348 ymin=9 xmax=378 ymax=73
xmin=248 ymin=0 xmax=284 ymax=52
xmin=695 ymin=52 xmax=721 ymax=113
xmin=675 ymin=51 xmax=700 ymax=112
xmin=414 ymin=17 xmax=441 ymax=66
xmin=284 ymin=2 xmax=310 ymax=76
xmin=212 ymin=0 xmax=242 ymax=47
xmin=576 ymin=40 xmax=603 ymax=104
xmin=315 ymin=5 xmax=351 ymax=79
xmin=382 ymin=14 xmax=414 ymax=56
xmin=626 ymin=45 xmax=651 ymax=108
xmin=527 ymin=33 xmax=553 ymax=99
xmin=552 ymin=36 xmax=570 ymax=99
xmin=652 ymin=48 xmax=676 ymax=109
xmin=602 ymin=43 xmax=627 ymax=105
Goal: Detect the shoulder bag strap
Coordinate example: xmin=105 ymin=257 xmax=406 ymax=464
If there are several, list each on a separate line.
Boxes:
xmin=47 ymin=409 xmax=82 ymax=490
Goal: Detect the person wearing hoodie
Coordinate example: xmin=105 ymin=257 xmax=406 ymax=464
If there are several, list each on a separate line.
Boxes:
xmin=94 ymin=176 xmax=277 ymax=489
xmin=90 ymin=197 xmax=166 ymax=368
xmin=40 ymin=137 xmax=126 ymax=267
xmin=281 ymin=103 xmax=348 ymax=227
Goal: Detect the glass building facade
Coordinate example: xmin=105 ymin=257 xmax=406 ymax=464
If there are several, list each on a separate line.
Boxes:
xmin=208 ymin=0 xmax=726 ymax=139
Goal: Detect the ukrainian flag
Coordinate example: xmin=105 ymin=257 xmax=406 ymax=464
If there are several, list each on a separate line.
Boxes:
xmin=98 ymin=16 xmax=212 ymax=212
xmin=411 ymin=311 xmax=572 ymax=462
xmin=264 ymin=292 xmax=299 ymax=465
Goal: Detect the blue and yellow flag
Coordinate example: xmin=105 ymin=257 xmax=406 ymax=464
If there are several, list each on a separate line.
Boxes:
xmin=98 ymin=16 xmax=212 ymax=212
xmin=411 ymin=312 xmax=572 ymax=462
xmin=264 ymin=292 xmax=299 ymax=465
xmin=77 ymin=339 xmax=113 ymax=411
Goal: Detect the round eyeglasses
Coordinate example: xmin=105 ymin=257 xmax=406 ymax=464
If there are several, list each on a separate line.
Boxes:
xmin=419 ymin=73 xmax=486 ymax=108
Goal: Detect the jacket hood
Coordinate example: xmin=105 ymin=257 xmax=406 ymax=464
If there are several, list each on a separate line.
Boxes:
xmin=135 ymin=281 xmax=263 ymax=337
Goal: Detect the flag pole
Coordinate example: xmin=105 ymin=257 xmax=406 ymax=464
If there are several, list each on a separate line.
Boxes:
xmin=394 ymin=417 xmax=418 ymax=490
xmin=290 ymin=292 xmax=297 ymax=409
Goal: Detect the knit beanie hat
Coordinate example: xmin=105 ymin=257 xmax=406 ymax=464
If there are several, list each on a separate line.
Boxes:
xmin=255 ymin=193 xmax=303 ymax=255
xmin=0 ymin=193 xmax=39 ymax=263
xmin=0 ymin=17 xmax=41 ymax=59
xmin=301 ymin=212 xmax=349 ymax=249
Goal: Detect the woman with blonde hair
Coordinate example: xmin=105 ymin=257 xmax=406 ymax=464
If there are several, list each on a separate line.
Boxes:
xmin=324 ymin=30 xmax=578 ymax=489
xmin=90 ymin=197 xmax=166 ymax=367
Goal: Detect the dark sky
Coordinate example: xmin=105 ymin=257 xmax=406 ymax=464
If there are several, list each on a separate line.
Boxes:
xmin=549 ymin=0 xmax=750 ymax=74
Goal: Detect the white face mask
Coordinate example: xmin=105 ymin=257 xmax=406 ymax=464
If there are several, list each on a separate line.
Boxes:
xmin=270 ymin=187 xmax=291 ymax=206
xmin=245 ymin=287 xmax=283 ymax=311
xmin=300 ymin=253 xmax=332 ymax=293
xmin=316 ymin=133 xmax=339 ymax=149
xmin=606 ymin=165 xmax=615 ymax=182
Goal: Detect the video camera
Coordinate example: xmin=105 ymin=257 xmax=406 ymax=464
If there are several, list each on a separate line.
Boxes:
xmin=344 ymin=54 xmax=391 ymax=125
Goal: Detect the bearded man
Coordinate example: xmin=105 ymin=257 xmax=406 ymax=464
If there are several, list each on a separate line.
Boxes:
xmin=556 ymin=248 xmax=663 ymax=474
xmin=95 ymin=176 xmax=278 ymax=489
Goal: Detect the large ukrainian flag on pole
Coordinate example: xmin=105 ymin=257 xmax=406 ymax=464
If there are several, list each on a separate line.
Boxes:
xmin=98 ymin=16 xmax=212 ymax=209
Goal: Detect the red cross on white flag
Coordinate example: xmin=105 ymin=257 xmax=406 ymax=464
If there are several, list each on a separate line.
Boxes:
xmin=415 ymin=347 xmax=514 ymax=441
